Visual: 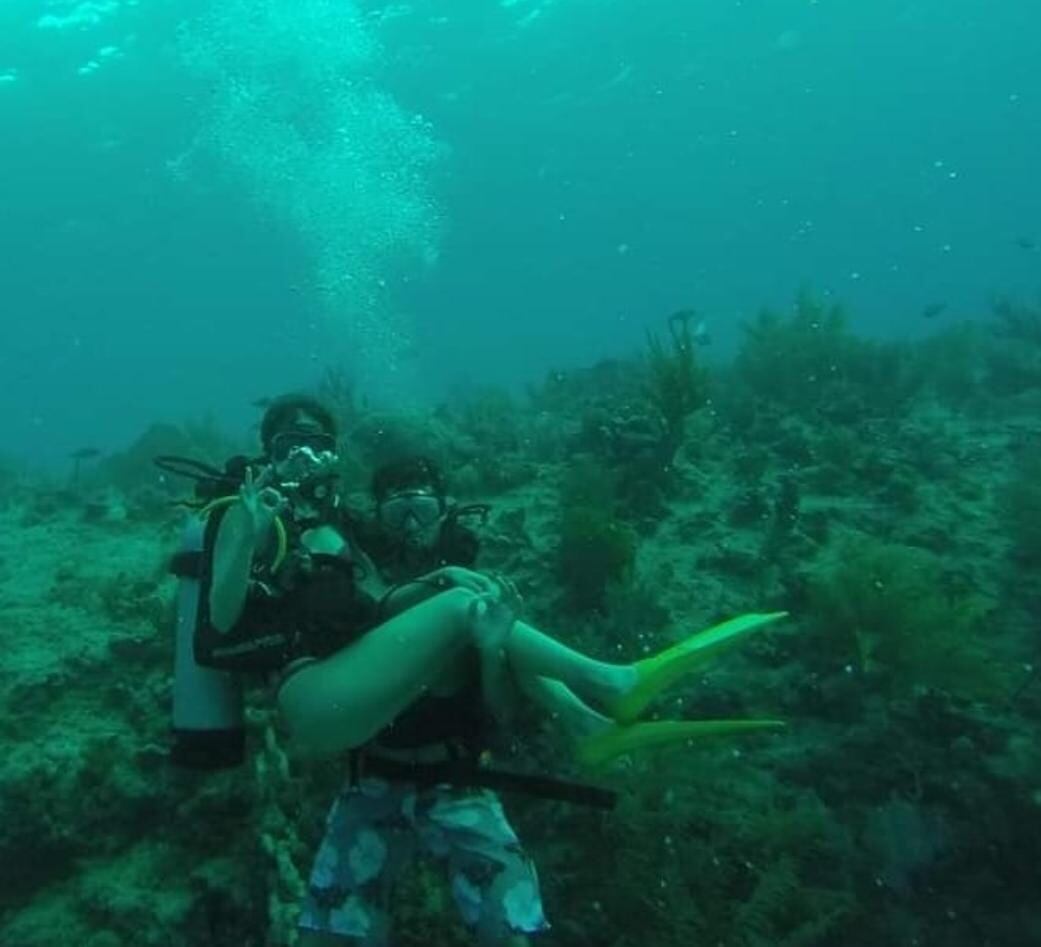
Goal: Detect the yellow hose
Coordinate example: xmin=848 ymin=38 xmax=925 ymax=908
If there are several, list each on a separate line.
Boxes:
xmin=271 ymin=515 xmax=288 ymax=573
xmin=196 ymin=495 xmax=238 ymax=519
xmin=197 ymin=495 xmax=288 ymax=573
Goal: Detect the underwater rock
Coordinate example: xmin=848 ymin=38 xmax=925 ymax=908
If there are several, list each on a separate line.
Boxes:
xmin=864 ymin=795 xmax=949 ymax=897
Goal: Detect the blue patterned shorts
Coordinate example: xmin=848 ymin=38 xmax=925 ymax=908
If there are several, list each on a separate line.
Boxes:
xmin=298 ymin=777 xmax=550 ymax=945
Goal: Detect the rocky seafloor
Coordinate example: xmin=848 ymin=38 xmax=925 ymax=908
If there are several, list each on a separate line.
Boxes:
xmin=2 ymin=294 xmax=1041 ymax=946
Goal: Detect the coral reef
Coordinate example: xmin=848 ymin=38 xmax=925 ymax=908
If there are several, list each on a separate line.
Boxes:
xmin=803 ymin=532 xmax=1005 ymax=699
xmin=645 ymin=310 xmax=710 ymax=455
xmin=3 ymin=290 xmax=1041 ymax=946
xmin=554 ymin=459 xmax=636 ymax=612
xmin=732 ymin=288 xmax=916 ymax=424
xmin=1001 ymin=447 xmax=1041 ymax=568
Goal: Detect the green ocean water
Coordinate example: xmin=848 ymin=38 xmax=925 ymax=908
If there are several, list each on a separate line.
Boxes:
xmin=0 ymin=0 xmax=1038 ymax=462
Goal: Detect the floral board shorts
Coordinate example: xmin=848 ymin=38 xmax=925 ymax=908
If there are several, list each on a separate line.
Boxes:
xmin=298 ymin=777 xmax=550 ymax=945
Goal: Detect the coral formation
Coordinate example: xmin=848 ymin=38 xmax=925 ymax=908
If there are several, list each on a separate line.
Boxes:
xmin=554 ymin=459 xmax=636 ymax=612
xmin=645 ymin=310 xmax=710 ymax=455
xmin=733 ymin=288 xmax=915 ymax=423
xmin=3 ymin=290 xmax=1041 ymax=946
xmin=1001 ymin=447 xmax=1041 ymax=567
xmin=803 ymin=532 xmax=1005 ymax=699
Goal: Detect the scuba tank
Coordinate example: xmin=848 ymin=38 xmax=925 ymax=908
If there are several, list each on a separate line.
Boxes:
xmin=158 ymin=454 xmax=252 ymax=770
xmin=170 ymin=515 xmax=245 ymax=769
xmin=158 ymin=450 xmax=337 ymax=768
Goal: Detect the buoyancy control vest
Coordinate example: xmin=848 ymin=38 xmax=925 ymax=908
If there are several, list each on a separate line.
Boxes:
xmin=193 ymin=502 xmax=378 ymax=673
xmin=170 ymin=495 xmax=377 ymax=768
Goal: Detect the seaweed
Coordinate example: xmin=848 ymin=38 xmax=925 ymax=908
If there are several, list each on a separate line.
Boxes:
xmin=556 ymin=507 xmax=636 ymax=613
xmin=911 ymin=322 xmax=987 ymax=407
xmin=983 ymin=292 xmax=1041 ymax=396
xmin=990 ymin=291 xmax=1041 ymax=346
xmin=734 ymin=288 xmax=915 ymax=423
xmin=555 ymin=459 xmax=636 ymax=612
xmin=803 ymin=533 xmax=1006 ymax=699
xmin=645 ymin=310 xmax=710 ymax=454
xmin=1001 ymin=448 xmax=1041 ymax=569
xmin=549 ymin=756 xmax=855 ymax=947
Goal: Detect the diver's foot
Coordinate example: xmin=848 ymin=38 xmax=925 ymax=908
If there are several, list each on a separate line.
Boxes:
xmin=609 ymin=612 xmax=789 ymax=724
xmin=566 ymin=664 xmax=638 ymax=717
xmin=576 ymin=718 xmax=787 ymax=768
xmin=566 ymin=705 xmax=615 ymax=742
xmin=541 ymin=686 xmax=616 ymax=743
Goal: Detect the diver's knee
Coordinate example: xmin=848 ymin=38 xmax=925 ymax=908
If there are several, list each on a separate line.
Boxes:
xmin=437 ymin=584 xmax=481 ymax=619
xmin=435 ymin=585 xmax=492 ymax=645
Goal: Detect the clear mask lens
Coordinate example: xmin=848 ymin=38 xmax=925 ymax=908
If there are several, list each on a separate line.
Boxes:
xmin=271 ymin=430 xmax=335 ymax=462
xmin=277 ymin=447 xmax=337 ymax=484
xmin=380 ymin=493 xmax=443 ymax=531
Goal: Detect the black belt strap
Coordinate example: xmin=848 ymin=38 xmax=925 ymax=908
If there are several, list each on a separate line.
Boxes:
xmin=352 ymin=752 xmax=617 ymax=810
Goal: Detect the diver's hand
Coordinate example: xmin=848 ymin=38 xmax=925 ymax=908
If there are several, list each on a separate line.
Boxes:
xmin=431 ymin=566 xmax=498 ymax=596
xmin=468 ymin=575 xmax=523 ymax=653
xmin=239 ymin=466 xmax=286 ymax=538
xmin=468 ymin=594 xmax=515 ymax=653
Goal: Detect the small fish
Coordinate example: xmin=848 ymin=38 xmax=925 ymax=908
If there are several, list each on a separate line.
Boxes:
xmin=921 ymin=302 xmax=947 ymax=320
xmin=693 ymin=320 xmax=712 ymax=346
xmin=1015 ymin=236 xmax=1037 ymax=251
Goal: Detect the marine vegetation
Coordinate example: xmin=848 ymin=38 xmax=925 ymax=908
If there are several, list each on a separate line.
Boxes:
xmin=802 ymin=532 xmax=1004 ymax=699
xmin=910 ymin=322 xmax=987 ymax=407
xmin=555 ymin=458 xmax=636 ymax=612
xmin=546 ymin=755 xmax=855 ymax=947
xmin=1000 ymin=447 xmax=1041 ymax=569
xmin=985 ymin=292 xmax=1041 ymax=396
xmin=990 ymin=291 xmax=1041 ymax=346
xmin=4 ymin=285 xmax=1041 ymax=947
xmin=733 ymin=288 xmax=915 ymax=423
xmin=645 ymin=309 xmax=710 ymax=457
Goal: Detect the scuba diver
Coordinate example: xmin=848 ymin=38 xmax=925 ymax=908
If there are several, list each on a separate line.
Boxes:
xmin=359 ymin=454 xmax=488 ymax=580
xmin=178 ymin=393 xmax=786 ymax=946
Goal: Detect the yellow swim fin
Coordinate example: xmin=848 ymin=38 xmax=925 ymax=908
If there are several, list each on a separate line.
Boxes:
xmin=576 ymin=718 xmax=787 ymax=768
xmin=612 ymin=611 xmax=789 ymax=724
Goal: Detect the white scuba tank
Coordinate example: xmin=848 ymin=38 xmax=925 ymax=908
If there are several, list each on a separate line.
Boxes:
xmin=171 ymin=516 xmax=245 ymax=769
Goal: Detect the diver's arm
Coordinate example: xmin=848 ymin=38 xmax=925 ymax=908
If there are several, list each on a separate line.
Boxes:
xmin=376 ymin=572 xmax=447 ymax=617
xmin=208 ymin=502 xmax=265 ymax=633
xmin=209 ymin=469 xmax=283 ymax=633
xmin=377 ymin=567 xmax=497 ymax=618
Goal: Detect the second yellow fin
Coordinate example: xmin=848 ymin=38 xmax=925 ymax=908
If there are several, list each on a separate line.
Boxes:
xmin=577 ymin=718 xmax=787 ymax=768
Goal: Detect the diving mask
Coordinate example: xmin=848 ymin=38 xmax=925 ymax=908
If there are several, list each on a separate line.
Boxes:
xmin=270 ymin=429 xmax=336 ymax=462
xmin=275 ymin=445 xmax=338 ymax=485
xmin=378 ymin=491 xmax=444 ymax=533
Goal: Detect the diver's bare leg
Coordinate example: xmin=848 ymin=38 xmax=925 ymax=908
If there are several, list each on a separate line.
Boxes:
xmin=505 ymin=621 xmax=636 ymax=711
xmin=278 ymin=588 xmax=477 ymax=758
xmin=516 ymin=673 xmax=613 ymax=739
